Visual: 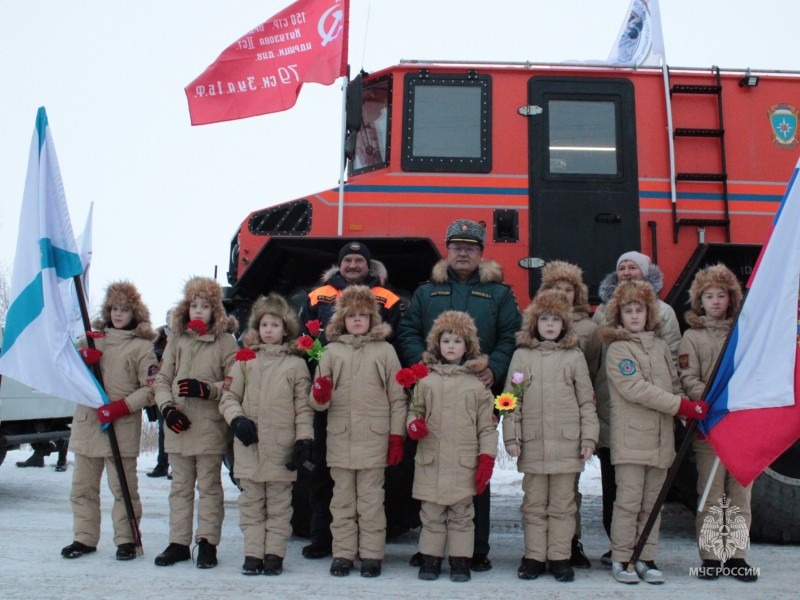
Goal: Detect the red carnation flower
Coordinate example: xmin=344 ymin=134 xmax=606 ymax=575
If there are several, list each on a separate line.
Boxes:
xmin=305 ymin=319 xmax=323 ymax=337
xmin=298 ymin=335 xmax=314 ymax=350
xmin=410 ymin=363 xmax=429 ymax=380
xmin=235 ymin=348 xmax=257 ymax=362
xmin=396 ymin=368 xmax=417 ymax=389
xmin=187 ymin=319 xmax=208 ymax=336
xmin=86 ymin=330 xmax=105 ymax=339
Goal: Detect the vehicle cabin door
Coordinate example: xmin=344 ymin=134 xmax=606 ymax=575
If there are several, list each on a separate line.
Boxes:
xmin=527 ymin=77 xmax=640 ymax=302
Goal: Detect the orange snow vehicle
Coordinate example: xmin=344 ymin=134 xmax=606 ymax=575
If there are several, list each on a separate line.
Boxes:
xmin=224 ymin=59 xmax=800 ymax=542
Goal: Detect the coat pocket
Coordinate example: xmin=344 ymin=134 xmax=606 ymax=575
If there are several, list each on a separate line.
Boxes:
xmin=624 ymin=417 xmax=658 ymax=450
xmin=459 ymin=454 xmax=478 ymax=469
xmin=328 ymin=419 xmax=348 ymax=435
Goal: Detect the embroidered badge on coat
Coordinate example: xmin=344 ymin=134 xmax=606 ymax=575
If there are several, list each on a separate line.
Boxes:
xmin=679 ymin=354 xmax=689 ymax=369
xmin=618 ymin=359 xmax=637 ymax=376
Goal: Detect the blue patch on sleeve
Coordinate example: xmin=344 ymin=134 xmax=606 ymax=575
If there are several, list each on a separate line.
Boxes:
xmin=618 ymin=359 xmax=637 ymax=376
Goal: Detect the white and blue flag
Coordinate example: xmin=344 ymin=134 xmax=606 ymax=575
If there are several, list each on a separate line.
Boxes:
xmin=0 ymin=107 xmax=106 ymax=408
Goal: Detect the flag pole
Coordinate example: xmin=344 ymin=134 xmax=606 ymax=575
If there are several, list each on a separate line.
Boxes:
xmin=626 ymin=291 xmax=747 ymax=569
xmin=73 ymin=275 xmax=144 ymax=556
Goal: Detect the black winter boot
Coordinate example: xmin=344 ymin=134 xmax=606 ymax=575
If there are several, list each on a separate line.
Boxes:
xmin=360 ymin=558 xmax=381 ymax=577
xmin=569 ymin=537 xmax=591 ymax=568
xmin=725 ymin=558 xmax=758 ymax=582
xmin=61 ymin=541 xmax=96 ymax=559
xmin=195 ymin=538 xmax=217 ymax=568
xmin=418 ymin=554 xmax=442 ymax=581
xmin=242 ymin=556 xmax=263 ymax=575
xmin=116 ymin=543 xmax=137 ymax=561
xmin=329 ymin=557 xmax=354 ymax=576
xmin=470 ymin=552 xmax=492 ymax=572
xmin=16 ymin=454 xmax=44 ymax=468
xmin=263 ymin=554 xmax=284 ymax=576
xmin=154 ymin=543 xmax=191 ymax=566
xmin=449 ymin=556 xmax=471 ymax=582
xmin=549 ymin=559 xmax=575 ymax=582
xmin=697 ymin=559 xmax=721 ymax=580
xmin=518 ymin=557 xmax=546 ymax=580
xmin=302 ymin=541 xmax=332 ymax=559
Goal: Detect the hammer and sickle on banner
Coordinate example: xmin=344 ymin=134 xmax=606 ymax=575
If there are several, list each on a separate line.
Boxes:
xmin=319 ymin=5 xmax=344 ymax=47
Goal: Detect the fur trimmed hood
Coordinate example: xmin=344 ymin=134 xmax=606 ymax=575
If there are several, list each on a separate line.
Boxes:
xmin=597 ymin=324 xmax=654 ymax=345
xmin=92 ymin=280 xmax=157 ymax=341
xmin=327 ymin=322 xmax=392 ymax=346
xmin=598 ymin=263 xmax=665 ymax=304
xmin=422 ymin=310 xmax=481 ymax=362
xmin=516 ymin=289 xmax=578 ymax=349
xmin=430 ymin=258 xmax=504 ymax=285
xmin=320 ymin=259 xmax=389 ymax=288
xmin=686 ymin=263 xmax=742 ymax=319
xmin=539 ymin=260 xmax=590 ymax=313
xmin=604 ymin=280 xmax=661 ymax=333
xmin=242 ymin=293 xmax=300 ymax=347
xmin=423 ymin=352 xmax=490 ymax=374
xmin=325 ymin=285 xmax=384 ymax=340
xmin=172 ymin=276 xmax=238 ymax=337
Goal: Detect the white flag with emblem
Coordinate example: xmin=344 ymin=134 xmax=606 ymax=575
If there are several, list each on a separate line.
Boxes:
xmin=607 ymin=0 xmax=665 ymax=67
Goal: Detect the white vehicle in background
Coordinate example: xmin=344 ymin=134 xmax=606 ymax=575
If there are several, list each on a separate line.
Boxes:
xmin=0 ymin=331 xmax=73 ymax=467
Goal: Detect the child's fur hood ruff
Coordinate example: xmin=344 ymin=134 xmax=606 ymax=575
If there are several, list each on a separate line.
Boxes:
xmin=422 ymin=352 xmax=490 ymax=375
xmin=325 ymin=285 xmax=384 ymax=339
xmin=320 ymin=259 xmax=389 ymax=287
xmin=598 ymin=263 xmax=665 ymax=303
xmin=172 ymin=276 xmax=238 ymax=338
xmin=92 ymin=280 xmax=157 ymax=341
xmin=430 ymin=258 xmax=504 ymax=284
xmin=604 ymin=280 xmax=661 ymax=334
xmin=516 ymin=289 xmax=578 ymax=349
xmin=326 ymin=322 xmax=392 ymax=346
xmin=684 ymin=312 xmax=733 ymax=331
xmin=539 ymin=260 xmax=591 ymax=314
xmin=597 ymin=325 xmax=655 ymax=345
xmin=241 ymin=340 xmax=305 ymax=357
xmin=243 ymin=293 xmax=301 ymax=345
xmin=686 ymin=263 xmax=742 ymax=320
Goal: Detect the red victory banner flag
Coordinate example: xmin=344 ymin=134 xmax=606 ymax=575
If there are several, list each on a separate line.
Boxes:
xmin=185 ymin=0 xmax=349 ymax=126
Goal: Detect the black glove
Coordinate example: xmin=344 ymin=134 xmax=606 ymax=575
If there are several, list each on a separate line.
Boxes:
xmin=177 ymin=378 xmax=211 ymax=399
xmin=286 ymin=439 xmax=313 ymax=471
xmin=231 ymin=416 xmax=259 ymax=447
xmin=162 ymin=405 xmax=191 ymax=433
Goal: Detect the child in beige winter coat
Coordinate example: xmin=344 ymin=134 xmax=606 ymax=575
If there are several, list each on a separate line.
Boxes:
xmin=538 ymin=260 xmax=600 ymax=568
xmin=678 ymin=264 xmax=757 ymax=582
xmin=219 ymin=293 xmax=313 ymax=577
xmin=503 ymin=290 xmax=598 ymax=583
xmin=153 ymin=276 xmax=239 ymax=569
xmin=61 ymin=281 xmax=159 ymax=561
xmin=309 ymin=285 xmax=408 ymax=578
xmin=406 ymin=310 xmax=497 ymax=583
xmin=599 ymin=280 xmax=708 ymax=585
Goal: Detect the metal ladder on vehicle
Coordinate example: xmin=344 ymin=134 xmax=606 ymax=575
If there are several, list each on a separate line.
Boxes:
xmin=666 ymin=65 xmax=731 ymax=243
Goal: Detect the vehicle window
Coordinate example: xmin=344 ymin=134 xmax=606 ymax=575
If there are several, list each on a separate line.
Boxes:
xmin=548 ymin=100 xmax=618 ymax=175
xmin=352 ymin=77 xmax=392 ymax=174
xmin=402 ymin=73 xmax=491 ymax=173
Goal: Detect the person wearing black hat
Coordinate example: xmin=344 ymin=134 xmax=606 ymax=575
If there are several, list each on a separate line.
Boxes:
xmin=399 ymin=219 xmax=522 ymax=573
xmin=298 ymin=241 xmax=405 ymax=559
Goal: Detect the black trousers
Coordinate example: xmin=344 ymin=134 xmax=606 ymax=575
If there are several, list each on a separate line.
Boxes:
xmin=596 ymin=447 xmax=616 ymax=538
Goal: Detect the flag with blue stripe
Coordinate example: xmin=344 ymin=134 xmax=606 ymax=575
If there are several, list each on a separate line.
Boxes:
xmin=0 ymin=107 xmax=107 ymax=408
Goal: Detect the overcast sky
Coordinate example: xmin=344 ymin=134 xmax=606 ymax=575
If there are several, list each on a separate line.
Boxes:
xmin=1 ymin=0 xmax=798 ymax=323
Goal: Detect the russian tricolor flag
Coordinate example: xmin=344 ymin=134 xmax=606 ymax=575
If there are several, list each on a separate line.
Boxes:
xmin=700 ymin=159 xmax=800 ymax=486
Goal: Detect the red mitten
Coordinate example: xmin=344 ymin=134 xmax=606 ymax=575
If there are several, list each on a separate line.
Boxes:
xmin=312 ymin=376 xmax=333 ymax=404
xmin=387 ymin=434 xmax=404 ymax=466
xmin=79 ymin=347 xmax=103 ymax=365
xmin=474 ymin=453 xmax=495 ymax=495
xmin=676 ymin=396 xmax=709 ymax=420
xmin=96 ymin=399 xmax=130 ymax=424
xmin=407 ymin=418 xmax=429 ymax=441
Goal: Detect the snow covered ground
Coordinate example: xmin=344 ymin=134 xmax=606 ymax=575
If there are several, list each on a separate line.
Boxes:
xmin=1 ymin=447 xmax=798 ymax=599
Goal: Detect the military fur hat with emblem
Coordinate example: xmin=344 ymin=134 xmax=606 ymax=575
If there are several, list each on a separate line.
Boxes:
xmin=173 ymin=276 xmax=238 ymax=337
xmin=423 ymin=310 xmax=481 ymax=362
xmin=539 ymin=260 xmax=590 ymax=311
xmin=325 ymin=284 xmax=383 ymax=338
xmin=446 ymin=219 xmax=486 ymax=249
xmin=517 ymin=289 xmax=576 ymax=347
xmin=688 ymin=263 xmax=742 ymax=319
xmin=94 ymin=280 xmax=157 ymax=341
xmin=242 ymin=293 xmax=301 ymax=347
xmin=606 ymin=279 xmax=661 ymax=332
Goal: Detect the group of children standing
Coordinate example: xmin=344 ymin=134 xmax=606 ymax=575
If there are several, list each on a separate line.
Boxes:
xmin=58 ymin=255 xmax=755 ymax=586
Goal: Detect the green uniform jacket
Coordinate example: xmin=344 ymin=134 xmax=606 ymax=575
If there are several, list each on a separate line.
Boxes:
xmin=398 ymin=259 xmax=521 ymax=388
